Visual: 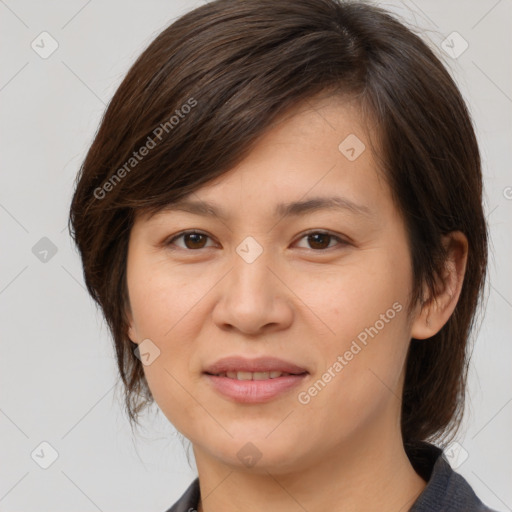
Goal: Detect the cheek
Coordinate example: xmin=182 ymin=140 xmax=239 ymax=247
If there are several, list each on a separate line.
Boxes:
xmin=294 ymin=247 xmax=412 ymax=412
xmin=127 ymin=259 xmax=212 ymax=340
xmin=297 ymin=305 xmax=410 ymax=442
xmin=294 ymin=251 xmax=411 ymax=342
xmin=127 ymin=259 xmax=222 ymax=432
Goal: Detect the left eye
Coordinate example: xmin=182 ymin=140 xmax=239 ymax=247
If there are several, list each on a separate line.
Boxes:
xmin=166 ymin=230 xmax=347 ymax=251
xmin=295 ymin=231 xmax=347 ymax=250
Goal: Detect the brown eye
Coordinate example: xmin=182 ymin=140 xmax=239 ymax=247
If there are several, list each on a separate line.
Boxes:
xmin=166 ymin=231 xmax=214 ymax=250
xmin=295 ymin=231 xmax=348 ymax=251
xmin=183 ymin=233 xmax=207 ymax=249
xmin=307 ymin=233 xmax=331 ymax=250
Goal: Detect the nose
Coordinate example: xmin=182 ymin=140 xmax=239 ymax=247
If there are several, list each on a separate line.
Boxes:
xmin=211 ymin=245 xmax=294 ymax=336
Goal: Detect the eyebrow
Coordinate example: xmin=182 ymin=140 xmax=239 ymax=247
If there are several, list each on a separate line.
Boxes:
xmin=158 ymin=195 xmax=374 ymax=220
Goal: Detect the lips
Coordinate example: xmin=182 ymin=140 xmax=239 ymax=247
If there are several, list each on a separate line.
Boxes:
xmin=216 ymin=370 xmax=295 ymax=380
xmin=203 ymin=356 xmax=309 ymax=403
xmin=204 ymin=356 xmax=308 ymax=376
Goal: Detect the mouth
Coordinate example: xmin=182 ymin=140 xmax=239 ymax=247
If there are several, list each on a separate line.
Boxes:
xmin=206 ymin=370 xmax=305 ymax=380
xmin=203 ymin=356 xmax=309 ymax=403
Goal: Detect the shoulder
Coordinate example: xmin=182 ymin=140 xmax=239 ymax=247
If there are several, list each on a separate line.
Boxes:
xmin=406 ymin=441 xmax=499 ymax=512
xmin=162 ymin=477 xmax=200 ymax=512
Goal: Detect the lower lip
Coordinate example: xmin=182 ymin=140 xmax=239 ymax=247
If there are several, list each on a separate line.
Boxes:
xmin=204 ymin=373 xmax=308 ymax=403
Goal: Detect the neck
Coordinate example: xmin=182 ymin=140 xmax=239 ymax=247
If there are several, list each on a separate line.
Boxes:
xmin=193 ymin=417 xmax=426 ymax=512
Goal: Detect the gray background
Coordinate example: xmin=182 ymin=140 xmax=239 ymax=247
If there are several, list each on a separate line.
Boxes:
xmin=0 ymin=1 xmax=511 ymax=511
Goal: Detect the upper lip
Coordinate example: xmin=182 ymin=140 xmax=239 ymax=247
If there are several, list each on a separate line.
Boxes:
xmin=204 ymin=356 xmax=308 ymax=375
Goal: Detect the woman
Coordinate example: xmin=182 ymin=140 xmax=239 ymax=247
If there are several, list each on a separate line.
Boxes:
xmin=69 ymin=0 xmax=495 ymax=510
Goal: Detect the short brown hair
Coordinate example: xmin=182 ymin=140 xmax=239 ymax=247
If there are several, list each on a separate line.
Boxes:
xmin=68 ymin=0 xmax=488 ymax=445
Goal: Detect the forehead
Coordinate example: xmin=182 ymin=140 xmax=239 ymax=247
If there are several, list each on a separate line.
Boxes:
xmin=138 ymin=95 xmax=389 ymax=225
xmin=206 ymin=94 xmax=382 ymax=187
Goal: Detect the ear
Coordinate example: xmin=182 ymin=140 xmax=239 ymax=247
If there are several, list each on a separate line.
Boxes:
xmin=127 ymin=324 xmax=139 ymax=345
xmin=125 ymin=302 xmax=139 ymax=345
xmin=411 ymin=231 xmax=468 ymax=340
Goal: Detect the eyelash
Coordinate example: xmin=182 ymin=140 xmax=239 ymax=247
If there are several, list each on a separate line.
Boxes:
xmin=165 ymin=229 xmax=349 ymax=252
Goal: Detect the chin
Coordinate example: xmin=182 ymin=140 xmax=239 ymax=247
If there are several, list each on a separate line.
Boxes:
xmin=200 ymin=430 xmax=308 ymax=474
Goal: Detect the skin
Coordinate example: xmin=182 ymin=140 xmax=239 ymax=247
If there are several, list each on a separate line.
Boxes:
xmin=126 ymin=95 xmax=468 ymax=512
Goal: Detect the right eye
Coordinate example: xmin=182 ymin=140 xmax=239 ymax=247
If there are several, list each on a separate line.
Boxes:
xmin=165 ymin=230 xmax=217 ymax=250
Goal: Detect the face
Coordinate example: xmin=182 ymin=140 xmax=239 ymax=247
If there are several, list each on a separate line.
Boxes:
xmin=126 ymin=96 xmax=417 ymax=474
